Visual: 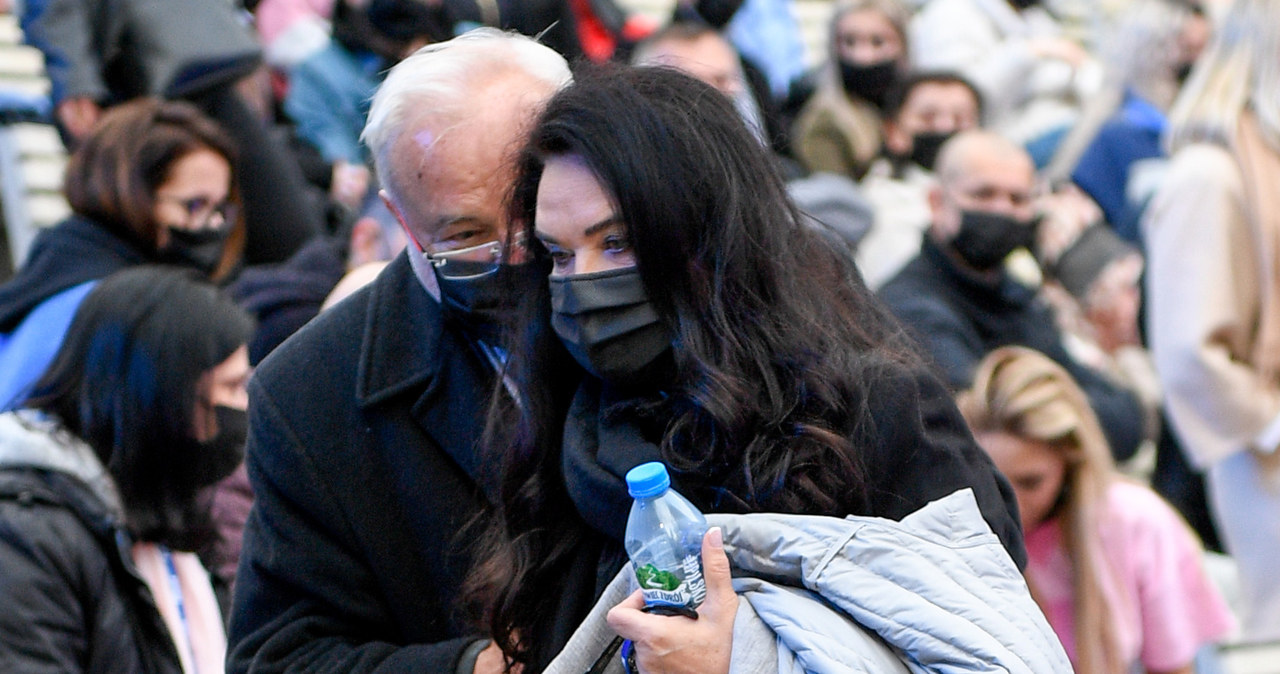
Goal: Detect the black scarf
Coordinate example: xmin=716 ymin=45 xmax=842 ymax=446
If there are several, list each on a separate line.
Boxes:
xmin=560 ymin=378 xmax=668 ymax=543
xmin=0 ymin=216 xmax=151 ymax=332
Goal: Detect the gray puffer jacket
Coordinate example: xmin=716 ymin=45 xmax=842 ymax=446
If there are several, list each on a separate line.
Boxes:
xmin=549 ymin=489 xmax=1070 ymax=673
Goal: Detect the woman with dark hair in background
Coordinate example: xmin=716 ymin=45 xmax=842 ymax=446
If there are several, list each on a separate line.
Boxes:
xmin=0 ymin=97 xmax=243 ymax=409
xmin=0 ymin=266 xmax=253 ymax=673
xmin=463 ymin=65 xmax=1025 ymax=671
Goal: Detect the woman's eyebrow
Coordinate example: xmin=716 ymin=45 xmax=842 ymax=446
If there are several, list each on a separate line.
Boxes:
xmin=582 ymin=215 xmax=625 ymax=237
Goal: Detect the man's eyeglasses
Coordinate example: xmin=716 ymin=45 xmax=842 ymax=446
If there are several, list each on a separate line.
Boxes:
xmin=424 ymin=235 xmax=526 ymax=279
xmin=156 ymin=195 xmax=237 ymax=230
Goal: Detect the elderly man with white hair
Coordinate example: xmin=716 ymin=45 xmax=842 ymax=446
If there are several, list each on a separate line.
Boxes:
xmin=227 ymin=30 xmax=569 ymax=674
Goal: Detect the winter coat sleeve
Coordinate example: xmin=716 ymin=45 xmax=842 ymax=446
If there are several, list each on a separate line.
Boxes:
xmin=19 ymin=0 xmax=108 ymax=105
xmin=226 ymin=377 xmax=477 ymax=673
xmin=0 ymin=493 xmax=117 ymax=672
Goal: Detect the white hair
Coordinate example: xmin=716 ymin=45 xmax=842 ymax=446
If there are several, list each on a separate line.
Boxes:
xmin=1167 ymin=0 xmax=1280 ymax=152
xmin=360 ymin=28 xmax=571 ymax=202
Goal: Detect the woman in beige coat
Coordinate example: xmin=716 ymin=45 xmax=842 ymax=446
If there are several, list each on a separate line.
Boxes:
xmin=1142 ymin=0 xmax=1280 ymax=642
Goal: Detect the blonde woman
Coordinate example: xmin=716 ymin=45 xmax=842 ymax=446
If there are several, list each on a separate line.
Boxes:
xmin=792 ymin=0 xmax=911 ymax=180
xmin=959 ymin=347 xmax=1233 ymax=674
xmin=1142 ymin=0 xmax=1280 ymax=641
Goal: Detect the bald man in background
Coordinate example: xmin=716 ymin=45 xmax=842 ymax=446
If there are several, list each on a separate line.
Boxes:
xmin=879 ymin=131 xmax=1144 ymax=463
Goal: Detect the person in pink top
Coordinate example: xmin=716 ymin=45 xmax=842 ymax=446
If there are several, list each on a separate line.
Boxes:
xmin=958 ymin=346 xmax=1235 ymax=674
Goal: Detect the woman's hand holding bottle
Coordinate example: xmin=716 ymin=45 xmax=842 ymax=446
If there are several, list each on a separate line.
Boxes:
xmin=606 ymin=528 xmax=737 ymax=674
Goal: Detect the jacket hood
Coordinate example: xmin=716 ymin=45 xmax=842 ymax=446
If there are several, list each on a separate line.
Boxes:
xmin=0 ymin=410 xmax=122 ymax=516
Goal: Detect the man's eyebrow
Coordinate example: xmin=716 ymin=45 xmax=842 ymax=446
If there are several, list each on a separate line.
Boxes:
xmin=430 ymin=214 xmax=492 ymax=230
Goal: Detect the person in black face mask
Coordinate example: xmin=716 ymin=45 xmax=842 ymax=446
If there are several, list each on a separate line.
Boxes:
xmin=0 ymin=98 xmax=244 ymax=413
xmin=792 ymin=0 xmax=911 ymax=180
xmin=0 ymin=266 xmax=253 ymax=673
xmin=879 ymin=130 xmax=1146 ymax=469
xmin=227 ymin=30 xmax=574 ymax=674
xmin=466 ymin=65 xmax=1030 ymax=673
xmin=855 ymin=71 xmax=984 ymax=289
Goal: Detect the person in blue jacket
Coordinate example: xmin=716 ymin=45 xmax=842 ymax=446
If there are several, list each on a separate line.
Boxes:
xmin=0 ymin=98 xmax=242 ymax=409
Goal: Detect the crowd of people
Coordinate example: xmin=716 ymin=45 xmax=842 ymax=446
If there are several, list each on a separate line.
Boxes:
xmin=0 ymin=0 xmax=1276 ymax=672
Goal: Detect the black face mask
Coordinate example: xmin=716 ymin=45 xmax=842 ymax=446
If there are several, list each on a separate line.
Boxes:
xmin=693 ymin=0 xmax=744 ymax=28
xmin=910 ymin=131 xmax=953 ymax=171
xmin=161 ymin=227 xmax=228 ymax=275
xmin=435 ymin=260 xmax=548 ymax=345
xmin=950 ymin=210 xmax=1039 ymax=271
xmin=1174 ymin=62 xmax=1194 ymax=86
xmin=838 ymin=58 xmax=898 ymax=109
xmin=191 ymin=405 xmax=246 ymax=488
xmin=548 ymin=266 xmax=671 ymax=384
xmin=1007 ymin=0 xmax=1039 ymax=9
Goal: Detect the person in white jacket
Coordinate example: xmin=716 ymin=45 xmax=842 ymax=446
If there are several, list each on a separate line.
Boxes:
xmin=1142 ymin=0 xmax=1280 ymax=642
xmin=909 ymin=0 xmax=1101 ymax=150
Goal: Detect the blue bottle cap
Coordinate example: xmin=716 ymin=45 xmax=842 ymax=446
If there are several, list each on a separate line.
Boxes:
xmin=626 ymin=462 xmax=671 ymax=499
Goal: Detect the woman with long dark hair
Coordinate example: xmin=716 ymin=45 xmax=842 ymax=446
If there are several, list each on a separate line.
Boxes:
xmin=0 ymin=266 xmax=253 ymax=673
xmin=465 ymin=65 xmax=1025 ymax=671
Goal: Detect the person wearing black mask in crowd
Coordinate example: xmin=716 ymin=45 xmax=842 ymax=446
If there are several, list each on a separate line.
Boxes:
xmin=0 ymin=98 xmax=243 ymax=411
xmin=857 ymin=71 xmax=984 ymax=288
xmin=879 ymin=130 xmax=1145 ymax=464
xmin=226 ymin=30 xmax=571 ymax=674
xmin=910 ymin=0 xmax=1100 ymax=163
xmin=0 ymin=266 xmax=253 ymax=673
xmin=461 ymin=65 xmax=1027 ymax=672
xmin=793 ymin=0 xmax=911 ymax=180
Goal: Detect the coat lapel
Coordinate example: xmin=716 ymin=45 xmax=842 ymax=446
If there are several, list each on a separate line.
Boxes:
xmin=354 ymin=254 xmax=497 ymax=493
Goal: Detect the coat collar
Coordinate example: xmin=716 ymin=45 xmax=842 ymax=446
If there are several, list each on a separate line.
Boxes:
xmin=354 ymin=253 xmax=445 ymax=407
xmin=353 ymin=253 xmax=498 ymax=491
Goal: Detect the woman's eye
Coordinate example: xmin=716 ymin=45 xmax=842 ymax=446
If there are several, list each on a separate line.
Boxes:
xmin=546 ymin=246 xmax=572 ymax=269
xmin=603 ymin=234 xmax=631 ymax=253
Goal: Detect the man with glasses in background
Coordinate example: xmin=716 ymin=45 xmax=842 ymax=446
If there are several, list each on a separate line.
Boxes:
xmin=227 ymin=30 xmax=570 ymax=674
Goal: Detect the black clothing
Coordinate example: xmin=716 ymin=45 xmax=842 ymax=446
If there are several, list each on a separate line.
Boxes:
xmin=0 ymin=468 xmax=183 ymax=674
xmin=879 ymin=235 xmax=1145 ymax=461
xmin=560 ymin=371 xmax=1027 ymax=565
xmin=229 ymin=235 xmax=347 ymax=365
xmin=188 ymin=86 xmax=324 ymax=265
xmin=227 ymin=254 xmax=496 ymax=672
xmin=518 ymin=352 xmax=1027 ymax=669
xmin=0 ymin=215 xmax=147 ymax=332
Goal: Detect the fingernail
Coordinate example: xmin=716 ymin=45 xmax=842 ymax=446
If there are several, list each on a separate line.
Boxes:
xmin=707 ymin=526 xmax=723 ymax=549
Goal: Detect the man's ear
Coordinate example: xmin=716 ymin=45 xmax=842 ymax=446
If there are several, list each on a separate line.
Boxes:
xmin=927 ymin=184 xmax=945 ymax=217
xmin=381 ymin=190 xmax=422 ymax=252
xmin=884 ymin=119 xmax=910 ymax=156
xmin=927 ymin=184 xmax=951 ymax=241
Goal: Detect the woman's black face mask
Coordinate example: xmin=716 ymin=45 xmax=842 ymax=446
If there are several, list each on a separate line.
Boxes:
xmin=548 ymin=266 xmax=671 ymax=384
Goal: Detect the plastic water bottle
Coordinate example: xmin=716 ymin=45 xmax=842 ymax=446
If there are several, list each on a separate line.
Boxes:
xmin=623 ymin=462 xmax=708 ymax=609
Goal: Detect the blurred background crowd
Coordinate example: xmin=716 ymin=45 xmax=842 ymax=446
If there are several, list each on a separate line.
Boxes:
xmin=0 ymin=0 xmax=1277 ymax=672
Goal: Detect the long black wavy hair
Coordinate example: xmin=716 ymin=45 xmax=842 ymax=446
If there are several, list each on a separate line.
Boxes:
xmin=23 ymin=266 xmax=254 ymax=551
xmin=466 ymin=65 xmax=925 ymax=666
